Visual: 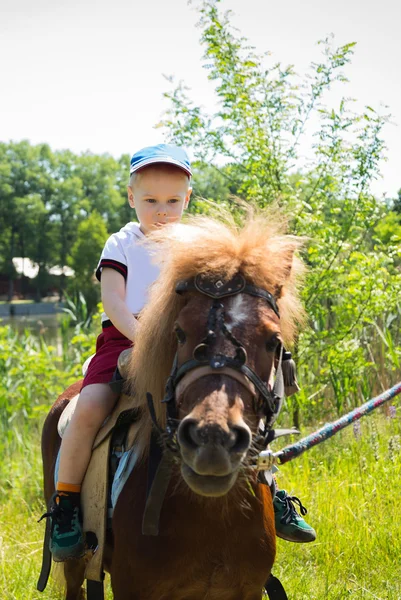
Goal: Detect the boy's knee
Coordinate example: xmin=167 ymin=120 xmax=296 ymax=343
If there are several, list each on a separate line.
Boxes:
xmin=75 ymin=385 xmax=115 ymax=420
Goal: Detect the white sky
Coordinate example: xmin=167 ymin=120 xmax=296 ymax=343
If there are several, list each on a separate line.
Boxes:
xmin=1 ymin=0 xmax=400 ymax=198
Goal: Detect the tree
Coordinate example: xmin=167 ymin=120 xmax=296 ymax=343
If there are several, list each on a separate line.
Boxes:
xmin=73 ymin=152 xmax=128 ymax=233
xmin=161 ymin=0 xmax=400 ymax=423
xmin=392 ymin=188 xmax=401 ymax=214
xmin=68 ymin=211 xmax=109 ymax=313
xmin=0 ymin=141 xmax=55 ymax=300
xmin=0 ymin=142 xmax=128 ymax=302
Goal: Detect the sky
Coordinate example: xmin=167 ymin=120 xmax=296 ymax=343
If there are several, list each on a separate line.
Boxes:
xmin=1 ymin=0 xmax=400 ymax=198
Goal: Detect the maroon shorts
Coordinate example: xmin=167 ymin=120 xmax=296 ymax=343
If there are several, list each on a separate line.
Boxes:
xmin=81 ymin=324 xmax=132 ymax=390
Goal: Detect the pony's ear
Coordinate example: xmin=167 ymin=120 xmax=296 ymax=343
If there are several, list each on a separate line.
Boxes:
xmin=274 ymin=244 xmax=297 ymax=298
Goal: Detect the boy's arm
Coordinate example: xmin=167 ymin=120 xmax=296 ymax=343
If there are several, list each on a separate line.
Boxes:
xmin=100 ymin=268 xmax=139 ymax=342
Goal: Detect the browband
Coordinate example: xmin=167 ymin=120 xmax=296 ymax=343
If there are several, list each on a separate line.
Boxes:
xmin=176 ymin=273 xmax=280 ymax=318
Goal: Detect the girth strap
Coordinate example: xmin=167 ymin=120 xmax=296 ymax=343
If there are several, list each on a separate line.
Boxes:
xmin=142 ymin=453 xmax=173 ymax=536
xmin=36 ymin=514 xmax=52 ymax=592
xmin=87 ymin=579 xmax=105 ymax=600
xmin=264 ymin=574 xmax=289 ymax=600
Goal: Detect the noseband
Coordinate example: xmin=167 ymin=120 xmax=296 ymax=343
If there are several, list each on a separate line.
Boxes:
xmin=147 ymin=272 xmax=289 ymax=449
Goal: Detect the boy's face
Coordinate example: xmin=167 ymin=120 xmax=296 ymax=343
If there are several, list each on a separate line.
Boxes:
xmin=127 ymin=166 xmax=192 ymax=235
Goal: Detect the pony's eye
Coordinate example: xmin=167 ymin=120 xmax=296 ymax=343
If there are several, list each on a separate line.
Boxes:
xmin=265 ymin=335 xmax=280 ymax=353
xmin=174 ymin=324 xmax=186 ymax=344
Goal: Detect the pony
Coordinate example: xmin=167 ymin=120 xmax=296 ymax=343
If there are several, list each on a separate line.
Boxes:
xmin=40 ymin=208 xmax=305 ymax=600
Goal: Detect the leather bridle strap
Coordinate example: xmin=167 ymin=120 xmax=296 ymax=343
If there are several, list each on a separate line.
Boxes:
xmin=164 ymin=343 xmax=284 ymax=429
xmin=176 ymin=275 xmax=280 ymax=318
xmin=175 ymin=365 xmax=257 ymax=400
xmin=172 ymin=355 xmax=281 ymax=417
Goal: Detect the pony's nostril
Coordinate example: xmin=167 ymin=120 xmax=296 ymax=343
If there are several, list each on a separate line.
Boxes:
xmin=230 ymin=425 xmax=251 ymax=453
xmin=178 ymin=419 xmax=251 ymax=453
xmin=177 ymin=418 xmax=200 ymax=450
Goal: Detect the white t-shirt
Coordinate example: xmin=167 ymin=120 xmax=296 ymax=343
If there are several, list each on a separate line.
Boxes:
xmin=96 ymin=222 xmax=160 ymax=323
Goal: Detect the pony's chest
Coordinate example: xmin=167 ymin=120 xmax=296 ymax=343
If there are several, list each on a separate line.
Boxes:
xmin=112 ymin=467 xmax=275 ymax=599
xmin=128 ymin=551 xmax=271 ymax=600
xmin=141 ymin=501 xmax=274 ymax=597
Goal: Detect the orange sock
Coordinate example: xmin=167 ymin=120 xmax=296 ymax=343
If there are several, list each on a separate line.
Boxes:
xmin=56 ymin=482 xmax=82 ymax=495
xmin=56 ymin=482 xmax=82 ymax=506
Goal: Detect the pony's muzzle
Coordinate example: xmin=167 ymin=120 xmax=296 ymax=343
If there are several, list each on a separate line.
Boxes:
xmin=177 ymin=417 xmax=251 ymax=496
xmin=178 ymin=418 xmax=251 ymax=454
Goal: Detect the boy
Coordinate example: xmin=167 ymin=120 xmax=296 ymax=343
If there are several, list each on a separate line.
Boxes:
xmin=47 ymin=144 xmax=192 ymax=561
xmin=46 ymin=144 xmax=314 ymax=562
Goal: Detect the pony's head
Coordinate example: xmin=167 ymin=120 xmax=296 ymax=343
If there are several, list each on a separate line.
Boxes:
xmin=129 ymin=210 xmax=305 ymax=497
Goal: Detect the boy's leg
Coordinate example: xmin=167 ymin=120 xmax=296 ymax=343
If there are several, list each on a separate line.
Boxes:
xmin=58 ymin=383 xmax=118 ymax=484
xmin=48 ymin=383 xmax=118 ymax=561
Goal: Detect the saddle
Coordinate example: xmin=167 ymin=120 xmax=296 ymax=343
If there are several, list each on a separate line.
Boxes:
xmin=80 ymin=350 xmax=140 ymax=582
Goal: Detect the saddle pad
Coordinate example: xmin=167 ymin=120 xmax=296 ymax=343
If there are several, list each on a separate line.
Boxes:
xmin=54 ymin=426 xmax=142 ymax=512
xmin=111 ymin=446 xmax=140 ymax=509
xmin=53 ymin=439 xmax=111 ymax=584
xmin=57 ymin=394 xmax=79 ymax=438
xmin=82 ymin=353 xmax=95 ymax=376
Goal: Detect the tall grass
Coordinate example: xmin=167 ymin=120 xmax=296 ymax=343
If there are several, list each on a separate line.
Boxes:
xmin=1 ymin=322 xmax=400 ymax=599
xmin=0 ymin=319 xmax=96 ymax=438
xmin=0 ymin=319 xmax=103 ymax=599
xmin=269 ymin=415 xmax=401 ymax=599
xmin=290 ymin=308 xmax=401 ymax=429
xmin=1 ymin=408 xmax=399 ymax=599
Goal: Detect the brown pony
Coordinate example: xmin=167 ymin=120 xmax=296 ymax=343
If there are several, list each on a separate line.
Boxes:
xmin=41 ymin=210 xmax=305 ymax=600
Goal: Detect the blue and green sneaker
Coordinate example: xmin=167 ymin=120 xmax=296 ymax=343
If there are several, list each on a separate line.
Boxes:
xmin=273 ymin=489 xmax=316 ymax=543
xmin=40 ymin=493 xmax=85 ymax=561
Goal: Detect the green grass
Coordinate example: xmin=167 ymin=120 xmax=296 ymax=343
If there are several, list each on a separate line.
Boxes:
xmin=1 ymin=413 xmax=400 ymax=599
xmin=0 ymin=433 xmax=113 ymax=600
xmin=0 ymin=434 xmax=62 ymax=600
xmin=270 ymin=414 xmax=401 ymax=599
xmin=0 ymin=300 xmax=35 ymax=304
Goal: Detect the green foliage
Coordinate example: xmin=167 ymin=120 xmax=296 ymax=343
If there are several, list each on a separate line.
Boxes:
xmin=0 ymin=141 xmax=131 ymax=302
xmin=67 ymin=211 xmax=109 ymax=312
xmin=391 ymin=188 xmax=401 ymax=214
xmin=269 ymin=414 xmax=401 ymax=598
xmin=374 ymin=210 xmax=401 ymax=247
xmin=0 ymin=324 xmax=96 ymax=454
xmin=161 ymin=0 xmax=401 ymax=423
xmin=0 ymin=141 xmax=56 ymax=299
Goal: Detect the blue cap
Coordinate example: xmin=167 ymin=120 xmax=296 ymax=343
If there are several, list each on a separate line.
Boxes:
xmin=130 ymin=144 xmax=192 ymax=177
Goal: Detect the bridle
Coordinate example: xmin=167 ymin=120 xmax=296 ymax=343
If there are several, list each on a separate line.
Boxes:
xmin=143 ymin=271 xmax=295 ymax=536
xmin=147 ymin=272 xmax=291 ymax=449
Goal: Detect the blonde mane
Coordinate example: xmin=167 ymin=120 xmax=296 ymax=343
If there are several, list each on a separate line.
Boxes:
xmin=128 ymin=208 xmax=305 ymax=457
